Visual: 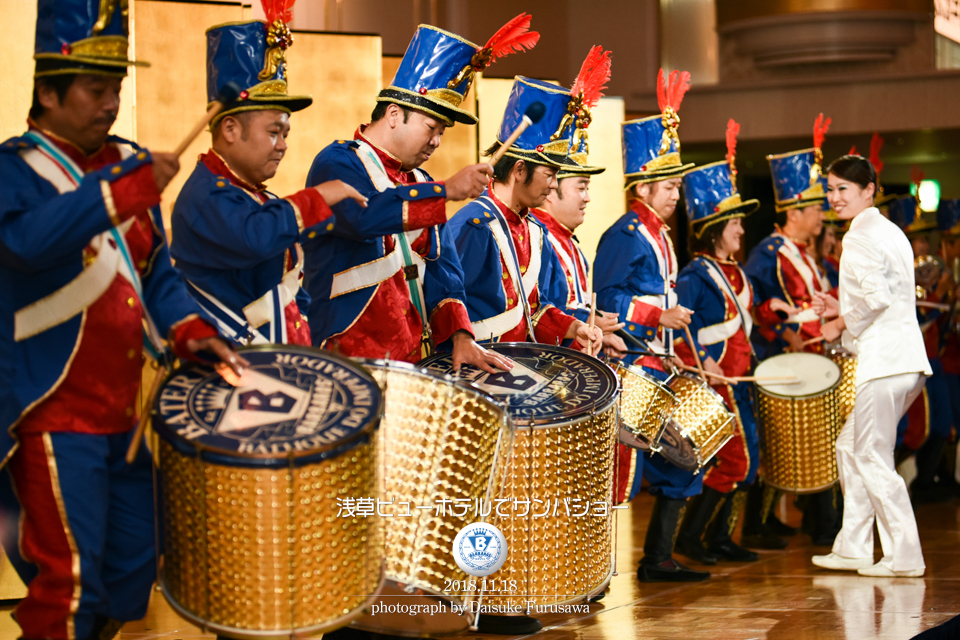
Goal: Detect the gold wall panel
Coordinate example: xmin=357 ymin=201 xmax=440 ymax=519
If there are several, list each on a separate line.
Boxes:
xmin=273 ymin=33 xmax=383 ymax=198
xmin=382 ymin=55 xmax=480 ymax=219
xmin=0 ymin=2 xmax=37 ymax=142
xmin=717 ymin=0 xmax=932 ymax=25
xmin=475 ymin=77 xmax=625 ymax=265
xmin=132 ymin=0 xmax=245 ymax=231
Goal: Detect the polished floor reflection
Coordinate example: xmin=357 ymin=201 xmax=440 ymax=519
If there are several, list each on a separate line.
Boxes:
xmin=4 ymin=493 xmax=957 ymax=639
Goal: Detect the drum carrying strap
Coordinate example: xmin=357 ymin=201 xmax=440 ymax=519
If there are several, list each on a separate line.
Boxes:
xmin=701 ymin=258 xmax=754 ymax=340
xmin=353 ymin=140 xmax=432 ymax=356
xmin=14 ymin=130 xmax=166 ymax=362
xmin=478 ymin=195 xmax=538 ymax=342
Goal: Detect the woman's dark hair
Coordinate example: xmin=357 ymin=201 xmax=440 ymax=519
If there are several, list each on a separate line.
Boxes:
xmin=825 ymin=154 xmax=877 ymax=191
xmin=689 ymin=217 xmax=730 ymax=256
xmin=483 ymin=141 xmax=538 ymax=184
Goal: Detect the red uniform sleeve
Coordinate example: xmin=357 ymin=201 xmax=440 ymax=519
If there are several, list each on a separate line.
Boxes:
xmin=532 ymin=305 xmax=577 ymax=345
xmin=168 ymin=315 xmax=221 ymax=362
xmin=108 ymin=164 xmax=161 ymax=225
xmin=430 ymin=298 xmax=473 ymax=346
xmin=403 ymin=183 xmax=447 ymax=231
xmin=286 ymin=187 xmax=334 ymax=230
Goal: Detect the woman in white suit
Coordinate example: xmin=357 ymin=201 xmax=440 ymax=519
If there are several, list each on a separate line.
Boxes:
xmin=811 ymin=155 xmax=932 ymax=577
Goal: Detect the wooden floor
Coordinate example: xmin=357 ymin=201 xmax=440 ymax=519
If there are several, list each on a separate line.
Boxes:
xmin=4 ymin=493 xmax=958 ymax=640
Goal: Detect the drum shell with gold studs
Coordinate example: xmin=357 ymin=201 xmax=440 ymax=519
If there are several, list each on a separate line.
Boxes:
xmin=828 ymin=346 xmax=857 ymax=425
xmin=420 ymin=343 xmax=620 ymax=608
xmin=755 ymin=352 xmax=842 ymax=494
xmin=657 ymin=373 xmax=736 ymax=472
xmin=152 ymin=346 xmax=384 ymax=639
xmin=616 ymin=362 xmax=678 ymax=451
xmin=349 ymin=360 xmax=513 ymax=637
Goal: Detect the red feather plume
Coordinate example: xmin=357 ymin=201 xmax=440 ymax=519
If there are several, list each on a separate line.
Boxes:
xmin=571 ymin=46 xmax=612 ymax=107
xmin=869 ymin=133 xmax=884 ymax=174
xmin=482 ymin=13 xmax=540 ymax=65
xmin=849 ymin=145 xmax=858 ymax=156
xmin=657 ymin=68 xmax=692 ymax=113
xmin=911 ymin=165 xmax=925 ymax=192
xmin=813 ymin=113 xmax=831 ymax=150
xmin=261 ymin=0 xmax=296 ymax=23
xmin=725 ymin=119 xmax=740 ymax=166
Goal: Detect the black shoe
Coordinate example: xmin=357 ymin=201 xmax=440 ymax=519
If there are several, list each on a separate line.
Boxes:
xmin=676 ymin=533 xmax=718 ymax=565
xmin=766 ymin=514 xmax=798 ymax=537
xmin=709 ymin=540 xmax=760 ymax=562
xmin=476 ymin=615 xmax=543 ymax=635
xmin=589 ymin=591 xmax=606 ymax=603
xmin=911 ymin=481 xmax=954 ymax=505
xmin=741 ymin=529 xmax=788 ymax=550
xmin=637 ymin=557 xmax=710 ymax=582
xmin=810 ymin=532 xmax=838 ymax=546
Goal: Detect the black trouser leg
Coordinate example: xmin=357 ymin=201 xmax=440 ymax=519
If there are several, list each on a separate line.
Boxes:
xmin=637 ymin=496 xmax=710 ymax=582
xmin=741 ymin=480 xmax=788 ymax=549
xmin=707 ymin=487 xmax=759 ymax=562
xmin=675 ymin=487 xmax=724 ymax=565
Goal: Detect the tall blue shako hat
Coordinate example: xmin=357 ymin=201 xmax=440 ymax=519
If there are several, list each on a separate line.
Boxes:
xmin=622 ymin=69 xmax=695 ymax=190
xmin=767 ymin=113 xmax=831 ymax=213
xmin=938 ymin=199 xmax=960 ymax=238
xmin=380 ymin=14 xmax=539 ymax=127
xmin=34 ymin=0 xmax=147 ymax=77
xmin=555 ymin=46 xmax=611 ymax=179
xmin=682 ymin=119 xmax=759 ymax=239
xmin=206 ymin=0 xmax=312 ymax=126
xmin=890 ymin=167 xmax=937 ymax=237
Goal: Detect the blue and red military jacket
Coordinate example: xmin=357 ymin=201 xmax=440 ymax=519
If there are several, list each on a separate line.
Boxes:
xmin=0 ymin=124 xmax=218 ymax=467
xmin=171 ymin=151 xmax=334 ymax=346
xmin=594 ymin=199 xmax=678 ymax=371
xmin=744 ymin=232 xmax=831 ymax=358
xmin=303 ymin=127 xmax=472 ymax=362
xmin=445 ymin=188 xmax=577 ymax=345
xmin=532 ymin=207 xmax=592 ymax=323
xmin=673 ymin=254 xmax=753 ymax=378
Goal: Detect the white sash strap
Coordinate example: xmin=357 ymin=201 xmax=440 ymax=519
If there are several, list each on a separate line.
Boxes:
xmin=187 ymin=282 xmax=270 ymax=345
xmin=329 ymin=141 xmax=427 ymax=297
xmin=523 ymin=220 xmax=543 ymax=296
xmin=777 ymin=236 xmax=818 ymax=298
xmin=701 ymin=258 xmax=754 ymax=340
xmin=244 ymin=250 xmax=303 ymax=328
xmin=13 ymin=137 xmax=144 ymax=342
xmin=484 ymin=203 xmax=534 ymax=339
xmin=471 ymin=304 xmax=525 ymax=342
xmin=698 ymin=315 xmax=742 ymax=347
xmin=546 ymin=232 xmax=586 ymax=307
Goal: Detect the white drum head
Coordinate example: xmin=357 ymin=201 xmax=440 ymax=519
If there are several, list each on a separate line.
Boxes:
xmin=754 ymin=352 xmax=841 ymax=398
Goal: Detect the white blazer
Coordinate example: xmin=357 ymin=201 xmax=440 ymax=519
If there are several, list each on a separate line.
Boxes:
xmin=839 ymin=207 xmax=932 ymax=386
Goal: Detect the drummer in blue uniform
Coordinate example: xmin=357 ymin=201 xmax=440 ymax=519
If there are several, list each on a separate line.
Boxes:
xmin=673 ymin=120 xmax=762 ymax=566
xmin=303 ymin=17 xmax=539 ymax=371
xmin=741 ymin=117 xmax=840 ymax=550
xmin=531 ymin=47 xmax=627 ymax=358
xmin=171 ymin=7 xmax=367 ymax=347
xmin=443 ymin=68 xmax=607 ymax=353
xmin=0 ymin=2 xmax=240 ymax=638
xmin=594 ymin=69 xmax=709 ymax=582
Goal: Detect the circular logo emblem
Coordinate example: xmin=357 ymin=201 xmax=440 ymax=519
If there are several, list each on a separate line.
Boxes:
xmin=154 ymin=347 xmax=380 ymax=461
xmin=452 ymin=523 xmax=508 ymax=577
xmin=420 ymin=343 xmax=618 ymax=423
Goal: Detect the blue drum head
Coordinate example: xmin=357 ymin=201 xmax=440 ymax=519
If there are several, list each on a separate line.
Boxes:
xmin=153 ymin=345 xmax=382 ymax=467
xmin=419 ymin=343 xmax=619 ymax=425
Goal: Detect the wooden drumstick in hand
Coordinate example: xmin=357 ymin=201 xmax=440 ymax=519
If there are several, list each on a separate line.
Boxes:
xmin=125 ymin=365 xmax=167 ymax=464
xmin=588 ymin=292 xmax=599 ymax=355
xmin=172 ymin=81 xmax=243 ymax=157
xmin=802 ymin=335 xmax=825 ymax=348
xmin=682 ymin=324 xmax=707 ymax=381
xmin=487 ymin=101 xmax=547 ymax=167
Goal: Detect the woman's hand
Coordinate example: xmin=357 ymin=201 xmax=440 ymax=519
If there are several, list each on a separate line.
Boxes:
xmin=820 ymin=316 xmax=846 ymax=342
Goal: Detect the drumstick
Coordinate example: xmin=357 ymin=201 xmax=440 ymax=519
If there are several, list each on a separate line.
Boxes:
xmin=587 ymin=292 xmax=599 ymax=355
xmin=487 ymin=102 xmax=547 ymax=168
xmin=682 ymin=324 xmax=708 ymax=381
xmin=126 ymin=365 xmax=167 ymax=464
xmin=733 ymin=375 xmax=801 ymax=384
xmin=801 ymin=336 xmax=825 ymax=348
xmin=172 ymin=81 xmax=242 ymax=157
xmin=917 ymin=300 xmax=952 ymax=311
xmin=675 ymin=361 xmax=737 ymax=384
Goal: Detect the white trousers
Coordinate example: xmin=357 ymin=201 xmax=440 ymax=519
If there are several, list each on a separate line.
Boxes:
xmin=832 ymin=372 xmax=927 ymax=572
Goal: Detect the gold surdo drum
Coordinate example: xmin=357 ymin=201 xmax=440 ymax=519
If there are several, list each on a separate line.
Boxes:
xmin=828 ymin=345 xmax=857 ymax=425
xmin=755 ymin=352 xmax=842 ymax=493
xmin=658 ymin=373 xmax=736 ymax=472
xmin=153 ymin=346 xmax=384 ymax=639
xmin=350 ymin=360 xmax=513 ymax=637
xmin=421 ymin=343 xmax=620 ymax=608
xmin=616 ymin=363 xmax=677 ymax=452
